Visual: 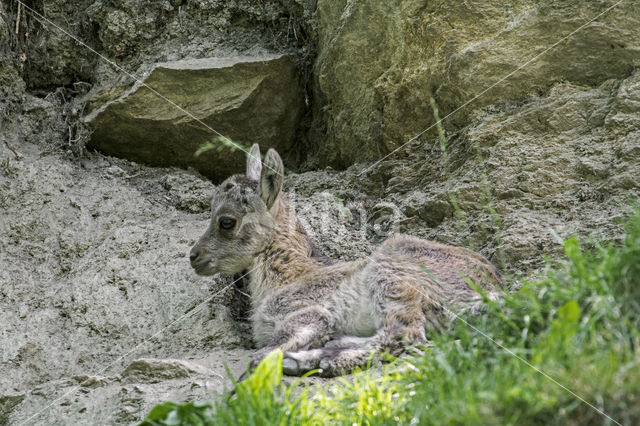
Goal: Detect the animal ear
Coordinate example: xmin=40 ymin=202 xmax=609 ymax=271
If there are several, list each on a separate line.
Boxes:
xmin=246 ymin=143 xmax=262 ymax=182
xmin=259 ymin=148 xmax=284 ymax=210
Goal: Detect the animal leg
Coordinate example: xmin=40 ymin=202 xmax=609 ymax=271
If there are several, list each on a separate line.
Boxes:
xmin=249 ymin=306 xmax=333 ymax=372
xmin=285 ymin=308 xmax=429 ymax=377
xmin=324 ymin=335 xmax=375 ymax=349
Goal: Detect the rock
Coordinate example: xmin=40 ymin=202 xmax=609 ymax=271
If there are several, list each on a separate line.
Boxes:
xmin=120 ymin=359 xmax=207 ymax=384
xmin=15 ymin=1 xmax=96 ymax=90
xmin=85 ymin=54 xmax=304 ymax=182
xmin=85 ymin=0 xmax=315 ymax=61
xmin=0 ymin=8 xmax=8 ymax=47
xmin=19 ymin=0 xmax=312 ymax=91
xmin=73 ymin=375 xmax=111 ymax=389
xmin=312 ymin=0 xmax=640 ymax=167
xmin=402 ymin=192 xmax=453 ymax=227
xmin=0 ymin=143 xmax=248 ymax=413
xmin=0 ymin=7 xmax=22 ymax=104
xmin=0 ymin=394 xmax=25 ymax=424
xmin=463 ymin=79 xmax=634 ymax=205
xmin=91 ymin=1 xmax=169 ymax=58
xmin=162 ymin=172 xmax=215 ymax=213
xmin=104 ymin=165 xmax=126 ymax=178
xmin=606 ymin=69 xmax=640 ymax=134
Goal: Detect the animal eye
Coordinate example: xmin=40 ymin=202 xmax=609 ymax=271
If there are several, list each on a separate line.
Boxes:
xmin=219 ymin=217 xmax=236 ymax=230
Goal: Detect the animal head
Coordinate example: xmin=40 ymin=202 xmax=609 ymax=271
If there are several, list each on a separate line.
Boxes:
xmin=190 ymin=144 xmax=284 ymax=275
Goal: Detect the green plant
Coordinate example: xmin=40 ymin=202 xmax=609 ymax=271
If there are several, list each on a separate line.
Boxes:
xmin=140 ymin=401 xmax=214 ymax=426
xmin=429 ymin=96 xmax=469 ymax=236
xmin=194 ymin=136 xmax=251 ymax=158
xmin=481 ymin=172 xmax=507 ymax=271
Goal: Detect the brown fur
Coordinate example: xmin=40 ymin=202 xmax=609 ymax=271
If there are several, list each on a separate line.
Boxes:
xmin=190 ymin=144 xmax=504 ymax=377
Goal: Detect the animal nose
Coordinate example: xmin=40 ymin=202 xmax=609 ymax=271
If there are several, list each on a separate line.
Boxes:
xmin=190 ymin=247 xmax=204 ymax=265
xmin=190 ymin=246 xmax=211 ymax=268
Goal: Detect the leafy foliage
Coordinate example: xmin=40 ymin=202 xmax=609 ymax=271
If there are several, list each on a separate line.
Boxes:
xmin=141 ymin=209 xmax=640 ymax=425
xmin=140 ymin=401 xmax=214 ymax=426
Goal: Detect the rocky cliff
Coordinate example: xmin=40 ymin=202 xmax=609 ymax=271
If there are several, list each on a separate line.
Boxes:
xmin=1 ymin=0 xmax=639 ymax=424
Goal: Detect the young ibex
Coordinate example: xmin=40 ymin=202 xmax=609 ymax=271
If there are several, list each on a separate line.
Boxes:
xmin=190 ymin=144 xmax=503 ymax=377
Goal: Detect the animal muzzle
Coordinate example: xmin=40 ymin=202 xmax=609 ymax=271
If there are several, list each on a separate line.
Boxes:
xmin=189 ymin=246 xmax=215 ymax=275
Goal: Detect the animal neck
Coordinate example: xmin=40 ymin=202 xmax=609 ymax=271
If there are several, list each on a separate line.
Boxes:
xmin=248 ymin=196 xmax=319 ymax=306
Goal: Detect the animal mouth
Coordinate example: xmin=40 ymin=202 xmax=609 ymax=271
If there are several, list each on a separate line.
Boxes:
xmin=193 ymin=261 xmax=217 ymax=276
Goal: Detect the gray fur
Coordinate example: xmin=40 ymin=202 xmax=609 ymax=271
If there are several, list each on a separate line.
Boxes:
xmin=259 ymin=148 xmax=284 ymax=210
xmin=190 ymin=145 xmax=504 ymax=377
xmin=246 ymin=143 xmax=262 ymax=182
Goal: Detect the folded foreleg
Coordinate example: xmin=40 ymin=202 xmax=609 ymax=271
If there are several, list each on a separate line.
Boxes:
xmin=283 ymin=315 xmax=428 ymax=377
xmin=249 ymin=306 xmax=333 ymax=371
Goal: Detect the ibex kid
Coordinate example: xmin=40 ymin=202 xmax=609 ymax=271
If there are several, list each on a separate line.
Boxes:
xmin=190 ymin=144 xmax=503 ymax=377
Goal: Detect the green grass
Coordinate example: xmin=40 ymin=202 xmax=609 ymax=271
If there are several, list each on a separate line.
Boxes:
xmin=141 ymin=209 xmax=640 ymax=426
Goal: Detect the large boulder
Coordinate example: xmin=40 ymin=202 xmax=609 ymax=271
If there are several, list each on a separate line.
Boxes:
xmin=312 ymin=0 xmax=640 ymax=167
xmin=85 ymin=54 xmax=304 ymax=182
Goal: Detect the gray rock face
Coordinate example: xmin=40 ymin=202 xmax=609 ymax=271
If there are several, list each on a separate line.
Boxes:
xmin=85 ymin=54 xmax=304 ymax=182
xmin=0 ymin=8 xmax=8 ymax=47
xmin=0 ymin=8 xmax=22 ymax=103
xmin=19 ymin=2 xmax=98 ymax=90
xmin=121 ymin=359 xmax=209 ymax=384
xmin=0 ymin=141 xmax=254 ymax=425
xmin=0 ymin=394 xmax=25 ymax=425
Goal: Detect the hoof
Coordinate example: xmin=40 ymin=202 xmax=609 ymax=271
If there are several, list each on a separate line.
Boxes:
xmin=282 ymin=357 xmax=299 ymax=375
xmin=319 ymin=359 xmax=331 ymax=371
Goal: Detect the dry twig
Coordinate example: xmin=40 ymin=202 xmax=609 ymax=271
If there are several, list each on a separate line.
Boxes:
xmin=4 ymin=141 xmax=22 ymax=160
